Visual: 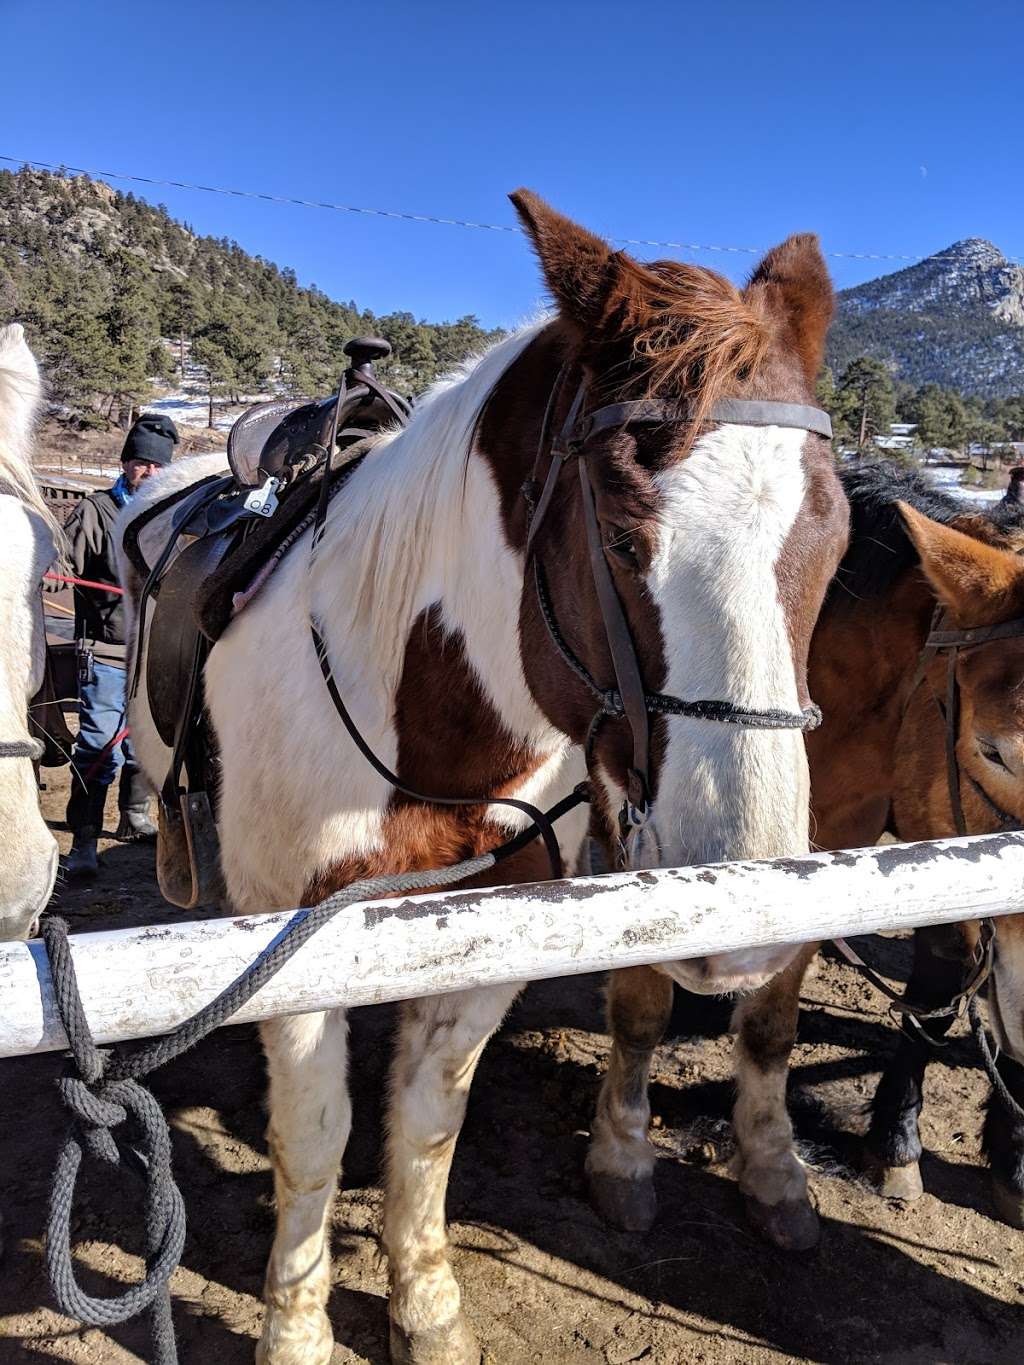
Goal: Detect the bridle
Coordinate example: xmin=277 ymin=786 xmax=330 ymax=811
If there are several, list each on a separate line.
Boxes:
xmin=522 ymin=363 xmax=830 ymax=847
xmin=906 ymin=606 xmax=1024 ymax=837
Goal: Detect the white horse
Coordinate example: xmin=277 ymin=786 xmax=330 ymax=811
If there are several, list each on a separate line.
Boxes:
xmin=120 ymin=191 xmax=847 ymax=1364
xmin=0 ymin=323 xmax=59 ymax=940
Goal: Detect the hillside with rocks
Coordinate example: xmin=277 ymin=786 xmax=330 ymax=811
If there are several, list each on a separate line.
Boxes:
xmin=0 ymin=167 xmax=500 ymax=423
xmin=828 ymin=239 xmax=1024 ymax=397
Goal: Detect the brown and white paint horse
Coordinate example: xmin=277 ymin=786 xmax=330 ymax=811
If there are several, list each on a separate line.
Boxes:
xmin=120 ymin=192 xmax=846 ymax=1364
xmin=803 ymin=463 xmax=1024 ymax=1226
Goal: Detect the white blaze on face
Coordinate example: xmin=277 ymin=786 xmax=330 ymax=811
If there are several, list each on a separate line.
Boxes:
xmin=630 ymin=424 xmax=810 ymax=993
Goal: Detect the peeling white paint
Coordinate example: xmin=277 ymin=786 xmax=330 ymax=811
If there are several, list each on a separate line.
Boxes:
xmin=2 ymin=833 xmax=1023 ymax=1059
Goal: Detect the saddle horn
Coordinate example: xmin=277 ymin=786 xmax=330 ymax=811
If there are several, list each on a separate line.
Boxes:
xmin=343 ymin=336 xmax=392 ymax=379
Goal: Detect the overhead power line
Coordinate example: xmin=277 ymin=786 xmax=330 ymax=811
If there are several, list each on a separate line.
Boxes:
xmin=0 ymin=153 xmax=1015 ymax=268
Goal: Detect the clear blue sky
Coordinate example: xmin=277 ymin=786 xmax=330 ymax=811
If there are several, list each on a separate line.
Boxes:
xmin=3 ymin=0 xmax=1021 ymax=329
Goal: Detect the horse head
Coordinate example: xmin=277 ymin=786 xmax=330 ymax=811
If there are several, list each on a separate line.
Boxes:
xmin=484 ymin=191 xmax=849 ymax=993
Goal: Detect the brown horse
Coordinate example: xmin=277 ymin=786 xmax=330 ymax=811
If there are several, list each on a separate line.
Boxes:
xmin=804 ymin=461 xmax=1024 ymax=1227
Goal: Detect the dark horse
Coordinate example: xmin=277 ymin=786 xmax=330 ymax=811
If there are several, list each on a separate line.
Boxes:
xmin=805 ymin=462 xmax=1024 ymax=1227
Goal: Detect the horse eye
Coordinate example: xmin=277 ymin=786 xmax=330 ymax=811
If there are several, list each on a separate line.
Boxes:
xmin=606 ymin=526 xmax=640 ymax=569
xmin=978 ymin=739 xmax=1009 ymax=771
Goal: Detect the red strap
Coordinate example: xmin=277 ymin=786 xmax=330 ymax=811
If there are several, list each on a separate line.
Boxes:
xmin=45 ymin=572 xmax=125 ymax=596
xmin=82 ymin=726 xmax=131 ymax=781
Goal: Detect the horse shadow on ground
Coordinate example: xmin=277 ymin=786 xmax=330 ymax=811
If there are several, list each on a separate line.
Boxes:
xmin=4 ymin=957 xmax=1019 ymax=1365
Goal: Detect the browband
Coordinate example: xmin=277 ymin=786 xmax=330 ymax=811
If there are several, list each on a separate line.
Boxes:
xmin=570 ymin=396 xmax=832 ymax=447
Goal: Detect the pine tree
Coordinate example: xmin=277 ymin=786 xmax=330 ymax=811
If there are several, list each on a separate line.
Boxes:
xmin=836 ymin=357 xmax=896 ymax=451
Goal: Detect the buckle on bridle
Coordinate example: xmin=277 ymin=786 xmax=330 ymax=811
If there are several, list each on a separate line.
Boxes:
xmin=626 ymin=800 xmax=649 ymax=830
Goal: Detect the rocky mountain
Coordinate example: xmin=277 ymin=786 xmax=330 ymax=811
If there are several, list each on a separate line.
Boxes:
xmin=827 ymin=238 xmax=1024 ymax=396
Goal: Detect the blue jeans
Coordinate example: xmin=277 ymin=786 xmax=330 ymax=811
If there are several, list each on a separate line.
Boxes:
xmin=71 ymin=660 xmax=136 ymax=787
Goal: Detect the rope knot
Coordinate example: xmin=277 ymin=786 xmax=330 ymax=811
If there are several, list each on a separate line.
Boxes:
xmin=57 ymin=1073 xmax=125 ymax=1164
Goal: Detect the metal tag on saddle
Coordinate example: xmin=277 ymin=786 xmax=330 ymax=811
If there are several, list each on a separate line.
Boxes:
xmin=242 ymin=476 xmax=281 ymax=519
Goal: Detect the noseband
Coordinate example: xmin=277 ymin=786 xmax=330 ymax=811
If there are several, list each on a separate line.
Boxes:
xmin=522 ymin=366 xmax=830 ymax=842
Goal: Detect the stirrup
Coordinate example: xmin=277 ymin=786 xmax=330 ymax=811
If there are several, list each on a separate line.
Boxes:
xmin=156 ymin=792 xmax=224 ymax=909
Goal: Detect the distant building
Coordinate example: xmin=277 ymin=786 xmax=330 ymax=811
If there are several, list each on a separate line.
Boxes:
xmin=874 ymin=422 xmax=919 ymax=452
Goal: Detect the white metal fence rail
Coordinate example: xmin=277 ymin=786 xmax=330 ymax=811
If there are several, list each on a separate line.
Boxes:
xmin=3 ymin=831 xmax=1022 ymax=1060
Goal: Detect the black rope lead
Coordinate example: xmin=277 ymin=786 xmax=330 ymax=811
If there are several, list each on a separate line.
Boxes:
xmin=968 ymin=997 xmax=1024 ymax=1126
xmin=43 ymin=917 xmax=185 ymax=1364
xmin=39 ymin=785 xmax=591 ymax=1361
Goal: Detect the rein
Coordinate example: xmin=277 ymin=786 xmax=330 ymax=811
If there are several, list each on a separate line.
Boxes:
xmin=833 ymin=919 xmax=995 ymax=1044
xmin=523 ymin=366 xmax=827 ymax=849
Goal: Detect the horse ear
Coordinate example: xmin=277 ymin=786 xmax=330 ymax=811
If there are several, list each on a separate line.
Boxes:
xmin=898 ymin=501 xmax=1024 ymax=622
xmin=510 ymin=188 xmax=620 ymax=330
xmin=744 ymin=234 xmax=833 ymax=385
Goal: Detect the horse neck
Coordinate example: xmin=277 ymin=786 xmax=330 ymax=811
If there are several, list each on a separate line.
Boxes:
xmin=311 ymin=326 xmax=566 ymax=783
xmin=0 ymin=499 xmax=50 ymax=716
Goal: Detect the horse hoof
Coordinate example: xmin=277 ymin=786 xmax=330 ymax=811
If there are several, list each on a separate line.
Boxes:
xmin=992 ymin=1178 xmax=1024 ymax=1229
xmin=862 ymin=1153 xmax=924 ymax=1202
xmin=588 ymin=1172 xmax=657 ymax=1232
xmin=256 ymin=1306 xmax=333 ymax=1365
xmin=389 ymin=1312 xmax=481 ymax=1365
xmin=744 ymin=1194 xmax=820 ymax=1251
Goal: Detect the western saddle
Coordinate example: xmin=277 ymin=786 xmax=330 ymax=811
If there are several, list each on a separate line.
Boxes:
xmin=122 ymin=337 xmax=410 ymax=909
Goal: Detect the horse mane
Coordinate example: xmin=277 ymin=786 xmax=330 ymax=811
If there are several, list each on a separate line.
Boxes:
xmin=312 ymin=320 xmax=545 ymax=691
xmin=831 ymin=460 xmax=1024 ymax=606
xmin=614 ymin=257 xmax=771 ymax=444
xmin=0 ymin=326 xmax=60 ymax=539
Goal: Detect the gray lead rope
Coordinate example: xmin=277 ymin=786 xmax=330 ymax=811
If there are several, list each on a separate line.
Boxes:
xmin=968 ymin=997 xmax=1024 ymax=1126
xmin=41 ymin=850 xmax=498 ymax=1363
xmin=0 ymin=737 xmax=44 ymax=759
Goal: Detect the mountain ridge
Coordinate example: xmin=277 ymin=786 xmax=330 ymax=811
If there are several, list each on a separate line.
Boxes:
xmin=827 ymin=237 xmax=1024 ymax=396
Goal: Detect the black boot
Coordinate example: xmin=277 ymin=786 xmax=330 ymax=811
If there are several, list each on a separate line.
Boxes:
xmin=115 ymin=762 xmax=157 ymax=842
xmin=65 ymin=778 xmax=108 ymax=880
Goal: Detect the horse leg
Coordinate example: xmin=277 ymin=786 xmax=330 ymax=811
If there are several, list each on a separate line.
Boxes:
xmin=384 ymin=983 xmax=521 ymax=1365
xmin=982 ymin=1054 xmax=1024 ymax=1227
xmin=732 ymin=943 xmax=820 ymax=1251
xmin=982 ymin=924 xmax=1024 ymax=1227
xmin=256 ymin=1009 xmax=350 ymax=1365
xmin=586 ymin=965 xmax=673 ymax=1232
xmin=863 ymin=926 xmax=961 ymax=1200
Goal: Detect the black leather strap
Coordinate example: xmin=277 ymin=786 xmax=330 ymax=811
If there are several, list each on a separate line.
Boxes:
xmin=578 ymin=457 xmax=651 ymax=817
xmin=566 ymin=395 xmax=833 ymax=449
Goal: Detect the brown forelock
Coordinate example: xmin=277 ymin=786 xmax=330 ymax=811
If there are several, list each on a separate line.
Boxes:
xmin=302 ymin=603 xmax=551 ymax=907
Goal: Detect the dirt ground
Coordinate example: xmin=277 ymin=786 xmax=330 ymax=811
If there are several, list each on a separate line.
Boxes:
xmin=1 ymin=767 xmax=1022 ymax=1364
